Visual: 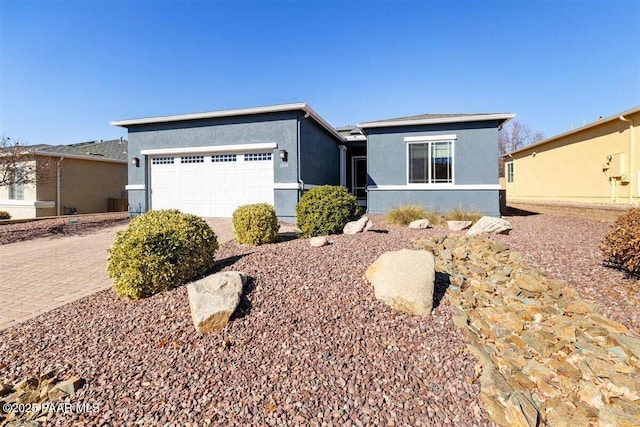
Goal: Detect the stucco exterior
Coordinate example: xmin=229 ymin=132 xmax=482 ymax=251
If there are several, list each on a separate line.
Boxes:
xmin=121 ymin=107 xmax=342 ymax=221
xmin=0 ymin=140 xmax=127 ymax=219
xmin=505 ymin=106 xmax=640 ymax=205
xmin=364 ymin=120 xmax=505 ymax=216
xmin=114 ymin=104 xmax=513 ymax=220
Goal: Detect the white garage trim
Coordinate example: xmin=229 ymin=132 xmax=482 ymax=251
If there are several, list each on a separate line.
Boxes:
xmin=274 ymin=183 xmax=301 ymax=190
xmin=125 ymin=184 xmax=145 ymax=190
xmin=149 ymin=150 xmax=275 ymax=217
xmin=141 ymin=142 xmax=277 ymax=156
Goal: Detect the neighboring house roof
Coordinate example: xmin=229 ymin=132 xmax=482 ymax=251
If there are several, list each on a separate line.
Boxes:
xmin=37 ymin=139 xmax=128 ymax=163
xmin=111 ymin=103 xmax=345 ymax=142
xmin=359 ymin=112 xmax=515 ymax=129
xmin=504 ymin=105 xmax=640 ymax=157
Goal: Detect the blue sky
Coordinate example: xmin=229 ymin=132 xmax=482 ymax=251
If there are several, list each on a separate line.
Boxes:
xmin=1 ymin=0 xmax=639 ymax=146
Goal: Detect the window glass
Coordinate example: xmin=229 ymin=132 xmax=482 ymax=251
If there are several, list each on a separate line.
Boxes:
xmin=9 ymin=168 xmax=25 ymax=200
xmin=431 ymin=142 xmax=452 ymax=183
xmin=408 ymin=141 xmax=452 ymax=184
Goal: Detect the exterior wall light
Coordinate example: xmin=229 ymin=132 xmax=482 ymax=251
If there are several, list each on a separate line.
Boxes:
xmin=279 ymin=150 xmax=288 ymax=161
xmin=131 ymin=157 xmax=140 ymax=167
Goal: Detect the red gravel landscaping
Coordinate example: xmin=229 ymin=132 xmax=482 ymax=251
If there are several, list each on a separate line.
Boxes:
xmin=0 ymin=212 xmax=637 ymax=426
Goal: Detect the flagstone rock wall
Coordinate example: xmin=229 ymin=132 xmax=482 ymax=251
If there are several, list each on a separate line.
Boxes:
xmin=417 ymin=234 xmax=640 ymax=427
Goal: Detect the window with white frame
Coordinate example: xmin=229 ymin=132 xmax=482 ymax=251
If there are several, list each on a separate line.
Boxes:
xmin=407 ymin=137 xmax=454 ymax=184
xmin=8 ymin=167 xmax=25 ymax=200
xmin=506 ymin=161 xmax=514 ymax=183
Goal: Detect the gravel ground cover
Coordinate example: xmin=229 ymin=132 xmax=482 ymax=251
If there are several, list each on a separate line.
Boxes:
xmin=0 ymin=213 xmax=129 ymax=245
xmin=1 ymin=212 xmax=638 ymax=426
xmin=492 ymin=213 xmax=640 ymax=333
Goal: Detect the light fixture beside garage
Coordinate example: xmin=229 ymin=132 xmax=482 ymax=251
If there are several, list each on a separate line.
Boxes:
xmin=279 ymin=149 xmax=288 ymax=162
xmin=131 ymin=157 xmax=140 ymax=167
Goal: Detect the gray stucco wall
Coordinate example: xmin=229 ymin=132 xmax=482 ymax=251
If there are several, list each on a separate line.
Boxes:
xmin=299 ymin=116 xmax=340 ymax=186
xmin=126 ymin=112 xmax=300 ymax=217
xmin=367 ymin=189 xmax=501 ymax=217
xmin=366 ymin=120 xmax=502 ymax=216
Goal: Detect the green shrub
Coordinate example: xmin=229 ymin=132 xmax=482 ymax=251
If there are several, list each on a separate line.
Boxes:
xmin=385 ymin=205 xmax=443 ymax=226
xmin=295 ymin=185 xmax=361 ymax=237
xmin=0 ymin=211 xmax=10 ymax=220
xmin=107 ymin=209 xmax=218 ymax=299
xmin=232 ymin=203 xmax=279 ymax=245
xmin=445 ymin=207 xmax=483 ymax=223
xmin=600 ymin=208 xmax=640 ymax=276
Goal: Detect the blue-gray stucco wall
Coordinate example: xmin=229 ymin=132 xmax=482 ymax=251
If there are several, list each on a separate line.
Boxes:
xmin=125 ymin=111 xmax=342 ymax=220
xmin=299 ymin=116 xmax=340 ymax=186
xmin=366 ymin=121 xmax=502 ymax=216
xmin=126 ymin=112 xmax=300 ymax=217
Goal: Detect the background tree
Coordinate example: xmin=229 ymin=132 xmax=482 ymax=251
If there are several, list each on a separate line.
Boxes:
xmin=0 ymin=135 xmax=51 ymax=187
xmin=498 ymin=120 xmax=545 ymax=177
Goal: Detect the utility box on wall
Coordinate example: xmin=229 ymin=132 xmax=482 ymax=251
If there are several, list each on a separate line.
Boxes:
xmin=608 ymin=152 xmax=626 ymax=178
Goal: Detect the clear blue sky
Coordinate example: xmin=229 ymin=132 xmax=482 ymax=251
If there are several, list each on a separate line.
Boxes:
xmin=1 ymin=0 xmax=639 ymax=146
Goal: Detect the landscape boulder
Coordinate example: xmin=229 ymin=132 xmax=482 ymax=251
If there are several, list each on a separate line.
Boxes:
xmin=466 ymin=216 xmax=512 ymax=236
xmin=344 ymin=216 xmax=371 ymax=234
xmin=365 ymin=249 xmax=435 ymax=316
xmin=187 ymin=271 xmax=246 ymax=333
xmin=409 ymin=219 xmax=430 ymax=229
xmin=310 ymin=236 xmax=329 ymax=247
xmin=447 ymin=220 xmax=472 ymax=231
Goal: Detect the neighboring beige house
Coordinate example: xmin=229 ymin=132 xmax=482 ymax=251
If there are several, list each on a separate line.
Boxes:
xmin=0 ymin=139 xmax=128 ymax=219
xmin=504 ymin=106 xmax=640 ymax=205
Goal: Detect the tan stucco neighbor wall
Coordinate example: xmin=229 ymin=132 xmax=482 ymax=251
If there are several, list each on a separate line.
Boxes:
xmin=505 ymin=108 xmax=640 ymax=205
xmin=56 ymin=158 xmax=127 ymax=214
xmin=0 ymin=156 xmax=126 ymax=219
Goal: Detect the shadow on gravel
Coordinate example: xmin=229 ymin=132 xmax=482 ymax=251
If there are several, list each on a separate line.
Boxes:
xmin=277 ymin=231 xmax=299 ymax=243
xmin=368 ymin=229 xmax=389 ymax=234
xmin=504 ymin=206 xmax=539 ymax=217
xmin=434 ymin=272 xmax=451 ymax=309
xmin=230 ymin=276 xmax=255 ymax=321
xmin=212 ymin=253 xmax=252 ymax=271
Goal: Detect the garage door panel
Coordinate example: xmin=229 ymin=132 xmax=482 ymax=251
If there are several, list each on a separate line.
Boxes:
xmin=151 ymin=151 xmax=274 ymax=217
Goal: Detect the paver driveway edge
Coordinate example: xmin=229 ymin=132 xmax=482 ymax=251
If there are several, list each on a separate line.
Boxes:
xmin=0 ymin=218 xmax=235 ymax=331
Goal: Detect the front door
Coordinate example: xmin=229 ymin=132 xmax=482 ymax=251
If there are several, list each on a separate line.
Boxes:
xmin=351 ymin=156 xmax=367 ymax=206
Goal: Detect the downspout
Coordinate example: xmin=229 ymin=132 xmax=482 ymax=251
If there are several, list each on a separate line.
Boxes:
xmin=56 ymin=157 xmax=64 ymax=216
xmin=619 ymin=115 xmax=635 ymax=203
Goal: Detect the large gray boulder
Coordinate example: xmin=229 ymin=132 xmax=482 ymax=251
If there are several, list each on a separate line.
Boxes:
xmin=187 ymin=271 xmax=246 ymax=333
xmin=365 ymin=249 xmax=435 ymax=317
xmin=466 ymin=216 xmax=513 ymax=236
xmin=344 ymin=216 xmax=371 ymax=234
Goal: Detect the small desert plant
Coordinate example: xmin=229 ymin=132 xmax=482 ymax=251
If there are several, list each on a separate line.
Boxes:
xmin=107 ymin=209 xmax=218 ymax=299
xmin=232 ymin=203 xmax=279 ymax=245
xmin=445 ymin=207 xmax=483 ymax=223
xmin=0 ymin=211 xmax=10 ymax=220
xmin=295 ymin=185 xmax=361 ymax=237
xmin=600 ymin=208 xmax=640 ymax=276
xmin=385 ymin=205 xmax=443 ymax=226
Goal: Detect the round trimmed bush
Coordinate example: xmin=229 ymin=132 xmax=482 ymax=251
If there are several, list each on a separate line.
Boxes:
xmin=107 ymin=209 xmax=218 ymax=299
xmin=0 ymin=211 xmax=11 ymax=220
xmin=232 ymin=203 xmax=279 ymax=245
xmin=295 ymin=185 xmax=362 ymax=237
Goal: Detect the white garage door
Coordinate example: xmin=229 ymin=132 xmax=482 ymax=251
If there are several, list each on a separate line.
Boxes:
xmin=150 ymin=151 xmax=274 ymax=217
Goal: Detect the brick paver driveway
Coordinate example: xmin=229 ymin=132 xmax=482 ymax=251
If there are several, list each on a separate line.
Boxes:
xmin=0 ymin=219 xmax=235 ymax=331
